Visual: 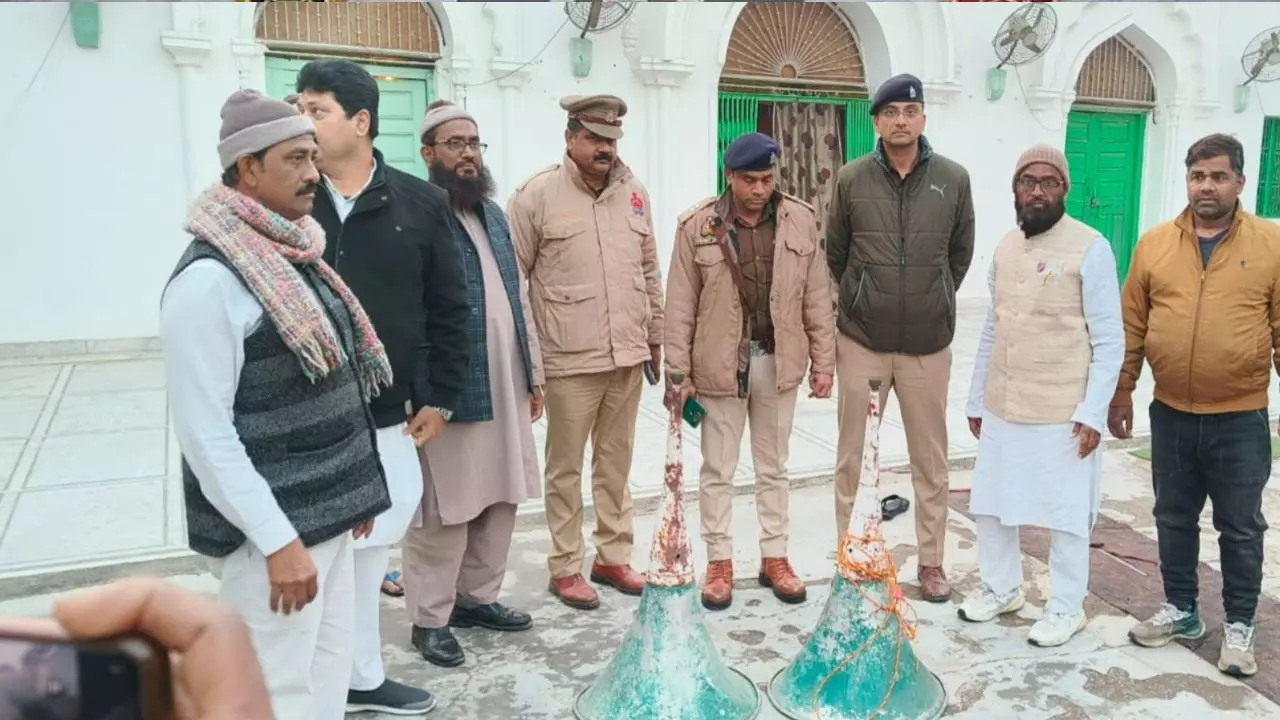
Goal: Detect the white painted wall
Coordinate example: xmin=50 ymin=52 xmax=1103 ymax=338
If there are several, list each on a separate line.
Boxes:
xmin=3 ymin=1 xmax=1280 ymax=346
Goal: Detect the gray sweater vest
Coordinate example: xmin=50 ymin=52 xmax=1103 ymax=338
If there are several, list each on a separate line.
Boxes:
xmin=169 ymin=242 xmax=391 ymax=558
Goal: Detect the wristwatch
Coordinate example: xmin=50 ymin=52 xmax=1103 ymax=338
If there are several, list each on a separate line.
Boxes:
xmin=427 ymin=406 xmax=453 ymax=422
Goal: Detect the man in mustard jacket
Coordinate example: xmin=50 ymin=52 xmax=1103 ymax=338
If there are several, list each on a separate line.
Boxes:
xmin=664 ymin=133 xmax=835 ymax=611
xmin=1111 ymin=133 xmax=1280 ymax=678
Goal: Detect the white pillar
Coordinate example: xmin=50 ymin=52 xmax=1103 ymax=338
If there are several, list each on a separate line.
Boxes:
xmin=636 ymin=59 xmax=694 ymax=259
xmin=489 ymin=58 xmax=532 ymax=203
xmin=160 ymin=26 xmax=213 ymax=203
xmin=230 ymin=39 xmax=265 ymax=90
xmin=446 ymin=55 xmax=473 ymax=107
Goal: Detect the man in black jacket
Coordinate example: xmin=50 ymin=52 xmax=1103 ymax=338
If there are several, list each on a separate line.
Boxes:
xmin=297 ymin=59 xmax=469 ymax=716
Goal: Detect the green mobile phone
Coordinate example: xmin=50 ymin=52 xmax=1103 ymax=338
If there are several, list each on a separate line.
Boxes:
xmin=682 ymin=397 xmax=707 ymax=428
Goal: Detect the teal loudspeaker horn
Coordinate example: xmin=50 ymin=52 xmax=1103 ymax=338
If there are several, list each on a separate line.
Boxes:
xmin=573 ymin=410 xmax=760 ymax=720
xmin=767 ymin=379 xmax=947 ymax=719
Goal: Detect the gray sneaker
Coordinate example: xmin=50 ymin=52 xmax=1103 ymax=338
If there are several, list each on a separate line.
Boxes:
xmin=1127 ymin=603 xmax=1205 ymax=648
xmin=1218 ymin=621 xmax=1258 ymax=678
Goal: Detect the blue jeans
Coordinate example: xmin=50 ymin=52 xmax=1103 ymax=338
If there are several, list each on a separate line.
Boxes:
xmin=1149 ymin=400 xmax=1271 ymax=625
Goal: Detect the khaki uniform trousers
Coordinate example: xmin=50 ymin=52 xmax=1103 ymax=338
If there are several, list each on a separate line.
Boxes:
xmin=698 ymin=354 xmax=798 ymax=562
xmin=834 ymin=333 xmax=951 ymax=567
xmin=543 ymin=365 xmax=643 ymax=579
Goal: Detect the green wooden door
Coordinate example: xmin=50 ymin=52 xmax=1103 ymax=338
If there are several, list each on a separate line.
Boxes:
xmin=1256 ymin=117 xmax=1280 ymax=218
xmin=844 ymin=98 xmax=875 ymax=161
xmin=264 ymin=56 xmax=434 ymax=179
xmin=1064 ymin=109 xmax=1147 ymax=280
xmin=716 ymin=94 xmax=760 ymax=194
xmin=716 ymin=92 xmax=874 ymax=194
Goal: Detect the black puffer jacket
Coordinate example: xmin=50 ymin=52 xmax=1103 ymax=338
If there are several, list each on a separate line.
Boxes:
xmin=825 ymin=137 xmax=975 ymax=355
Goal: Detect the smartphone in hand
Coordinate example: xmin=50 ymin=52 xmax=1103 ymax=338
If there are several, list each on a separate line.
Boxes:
xmin=0 ymin=629 xmax=172 ymax=720
xmin=643 ymin=361 xmax=659 ymax=386
xmin=682 ymin=396 xmax=707 ymax=428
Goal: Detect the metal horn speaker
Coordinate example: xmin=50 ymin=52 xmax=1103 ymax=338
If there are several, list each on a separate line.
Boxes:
xmin=573 ymin=410 xmax=760 ymax=720
xmin=767 ymin=379 xmax=947 ymax=719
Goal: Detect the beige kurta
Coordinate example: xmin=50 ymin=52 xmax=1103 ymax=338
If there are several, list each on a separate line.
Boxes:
xmin=417 ymin=208 xmax=542 ymax=527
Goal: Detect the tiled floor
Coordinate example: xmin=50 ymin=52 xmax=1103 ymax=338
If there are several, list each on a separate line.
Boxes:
xmin=3 ymin=470 xmax=1277 ymax=719
xmin=1 ymin=299 xmax=1276 ymax=582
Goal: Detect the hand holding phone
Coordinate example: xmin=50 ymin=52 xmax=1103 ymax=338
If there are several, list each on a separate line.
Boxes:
xmin=682 ymin=396 xmax=707 ymax=429
xmin=643 ymin=361 xmax=659 ymax=386
xmin=0 ymin=577 xmax=273 ymax=720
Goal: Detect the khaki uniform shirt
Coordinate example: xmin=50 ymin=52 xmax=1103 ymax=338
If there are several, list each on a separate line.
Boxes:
xmin=664 ymin=192 xmax=836 ymax=398
xmin=507 ymin=156 xmax=664 ymax=379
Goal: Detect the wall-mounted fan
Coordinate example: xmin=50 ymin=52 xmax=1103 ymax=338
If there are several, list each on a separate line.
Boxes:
xmin=564 ymin=1 xmax=637 ymax=78
xmin=1235 ymin=27 xmax=1280 ymax=113
xmin=986 ymin=3 xmax=1058 ymax=102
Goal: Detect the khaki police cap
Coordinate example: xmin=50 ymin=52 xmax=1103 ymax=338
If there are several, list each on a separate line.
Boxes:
xmin=560 ymin=94 xmax=628 ymax=140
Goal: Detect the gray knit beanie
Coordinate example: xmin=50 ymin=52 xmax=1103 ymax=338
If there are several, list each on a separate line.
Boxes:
xmin=1013 ymin=144 xmax=1071 ymax=194
xmin=217 ymin=89 xmax=315 ymax=170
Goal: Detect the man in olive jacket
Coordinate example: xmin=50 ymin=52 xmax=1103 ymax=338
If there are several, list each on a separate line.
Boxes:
xmin=825 ymin=73 xmax=975 ymax=603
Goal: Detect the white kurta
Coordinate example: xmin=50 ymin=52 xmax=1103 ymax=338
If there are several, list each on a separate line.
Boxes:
xmin=966 ymin=236 xmax=1125 ymax=539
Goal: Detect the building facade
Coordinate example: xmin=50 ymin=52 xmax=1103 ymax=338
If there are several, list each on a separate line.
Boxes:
xmin=3 ymin=1 xmax=1280 ymax=349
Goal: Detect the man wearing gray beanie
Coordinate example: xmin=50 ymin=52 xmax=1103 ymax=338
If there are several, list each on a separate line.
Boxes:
xmin=160 ymin=88 xmax=394 ymax=720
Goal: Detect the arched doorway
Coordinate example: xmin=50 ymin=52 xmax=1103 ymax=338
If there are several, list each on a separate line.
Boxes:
xmin=1063 ymin=35 xmax=1155 ymax=281
xmin=256 ymin=1 xmax=443 ymax=178
xmin=716 ymin=2 xmax=873 ymax=228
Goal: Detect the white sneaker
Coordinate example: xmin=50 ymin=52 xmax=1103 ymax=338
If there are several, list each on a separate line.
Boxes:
xmin=957 ymin=584 xmax=1025 ymax=623
xmin=1028 ymin=611 xmax=1087 ymax=647
xmin=1218 ymin=621 xmax=1258 ymax=677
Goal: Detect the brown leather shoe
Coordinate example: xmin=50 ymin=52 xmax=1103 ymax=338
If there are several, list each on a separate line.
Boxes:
xmin=758 ymin=557 xmax=807 ymax=604
xmin=589 ymin=561 xmax=645 ymax=596
xmin=918 ymin=566 xmax=952 ymax=603
xmin=549 ymin=575 xmax=600 ymax=610
xmin=701 ymin=560 xmax=734 ymax=611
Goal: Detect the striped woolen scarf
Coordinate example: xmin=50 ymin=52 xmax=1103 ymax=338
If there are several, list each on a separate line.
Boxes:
xmin=185 ymin=184 xmax=393 ymax=399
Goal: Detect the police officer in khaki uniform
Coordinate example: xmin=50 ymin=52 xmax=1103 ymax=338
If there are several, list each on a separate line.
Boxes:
xmin=664 ymin=133 xmax=835 ymax=611
xmin=507 ymin=95 xmax=665 ymax=611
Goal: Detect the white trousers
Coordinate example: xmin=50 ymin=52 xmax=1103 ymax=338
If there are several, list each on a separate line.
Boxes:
xmin=350 ymin=424 xmax=423 ymax=692
xmin=976 ymin=514 xmax=1090 ymax=616
xmin=213 ymin=533 xmax=355 ymax=720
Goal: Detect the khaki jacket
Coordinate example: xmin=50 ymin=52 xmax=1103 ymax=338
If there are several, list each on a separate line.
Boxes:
xmin=1113 ymin=206 xmax=1280 ymax=414
xmin=507 ymin=156 xmax=664 ymax=379
xmin=665 ymin=192 xmax=835 ymax=397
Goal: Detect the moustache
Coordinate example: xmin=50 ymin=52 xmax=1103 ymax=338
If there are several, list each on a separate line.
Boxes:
xmin=296 ymin=184 xmax=318 ymax=197
xmin=593 ymin=152 xmax=613 ymax=163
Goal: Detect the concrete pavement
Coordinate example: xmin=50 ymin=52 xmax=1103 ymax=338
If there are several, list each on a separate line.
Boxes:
xmin=0 ymin=458 xmax=1275 ymax=719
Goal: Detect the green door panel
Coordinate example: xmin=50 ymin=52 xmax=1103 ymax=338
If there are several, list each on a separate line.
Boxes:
xmin=716 ymin=94 xmax=760 ymax=194
xmin=716 ymin=92 xmax=875 ymax=194
xmin=843 ymin=98 xmax=875 ymax=161
xmin=1064 ymin=109 xmax=1146 ymax=281
xmin=1257 ymin=117 xmax=1280 ymax=218
xmin=264 ymin=56 xmax=434 ymax=179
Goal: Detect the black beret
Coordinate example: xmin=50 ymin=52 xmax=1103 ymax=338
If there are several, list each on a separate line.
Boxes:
xmin=723 ymin=133 xmax=780 ymax=172
xmin=870 ymin=73 xmax=924 ymax=115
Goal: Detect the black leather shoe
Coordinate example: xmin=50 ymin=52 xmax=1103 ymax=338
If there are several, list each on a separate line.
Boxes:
xmin=411 ymin=625 xmax=464 ymax=668
xmin=450 ymin=602 xmax=534 ymax=632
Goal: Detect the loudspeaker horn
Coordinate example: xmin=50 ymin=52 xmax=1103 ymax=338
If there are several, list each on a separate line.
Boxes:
xmin=573 ymin=409 xmax=761 ymax=720
xmin=767 ymin=379 xmax=947 ymax=719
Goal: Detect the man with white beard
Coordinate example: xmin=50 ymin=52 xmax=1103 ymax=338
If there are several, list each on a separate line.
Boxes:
xmin=959 ymin=145 xmax=1124 ymax=648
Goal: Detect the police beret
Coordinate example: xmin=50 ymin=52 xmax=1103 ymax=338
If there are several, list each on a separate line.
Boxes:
xmin=723 ymin=133 xmax=780 ymax=172
xmin=870 ymin=73 xmax=924 ymax=115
